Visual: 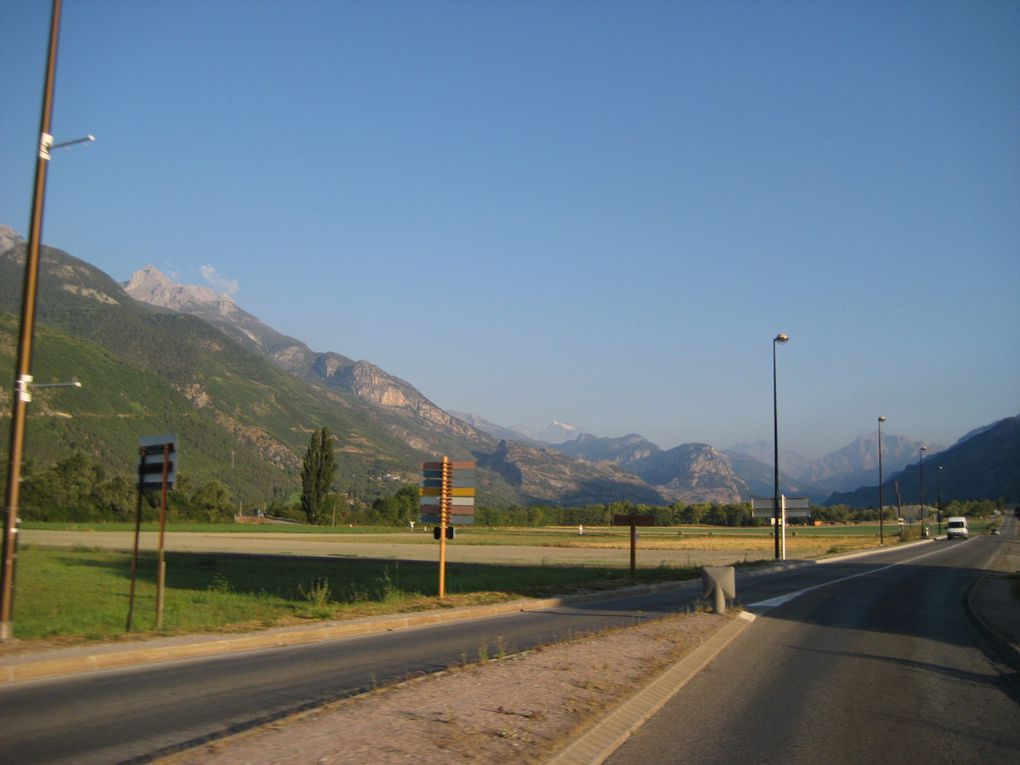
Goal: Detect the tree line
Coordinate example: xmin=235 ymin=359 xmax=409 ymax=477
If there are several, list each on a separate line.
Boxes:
xmin=16 ymin=452 xmax=239 ymax=523
xmin=7 ymin=427 xmax=1007 ymax=526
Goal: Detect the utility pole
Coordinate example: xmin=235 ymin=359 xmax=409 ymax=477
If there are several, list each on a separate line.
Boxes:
xmin=1 ymin=0 xmax=63 ymax=643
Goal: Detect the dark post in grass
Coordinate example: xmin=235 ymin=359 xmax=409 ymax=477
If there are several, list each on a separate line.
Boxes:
xmin=878 ymin=416 xmax=887 ymax=544
xmin=772 ymin=333 xmax=789 ymax=560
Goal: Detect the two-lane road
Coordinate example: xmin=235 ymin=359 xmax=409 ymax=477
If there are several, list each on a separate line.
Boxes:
xmin=607 ymin=519 xmax=1020 ymax=765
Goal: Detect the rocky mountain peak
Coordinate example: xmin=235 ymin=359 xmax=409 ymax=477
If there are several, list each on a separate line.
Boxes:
xmin=480 ymin=440 xmax=665 ymax=505
xmin=124 ymin=265 xmax=236 ymax=313
xmin=630 ymin=443 xmax=748 ymax=504
xmin=0 ymin=225 xmax=23 ymax=254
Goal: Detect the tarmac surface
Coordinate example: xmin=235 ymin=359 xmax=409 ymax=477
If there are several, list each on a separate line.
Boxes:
xmin=2 ymin=527 xmax=1017 ymax=764
xmin=964 ymin=520 xmax=1020 ymax=671
xmin=18 ymin=528 xmax=762 ymax=567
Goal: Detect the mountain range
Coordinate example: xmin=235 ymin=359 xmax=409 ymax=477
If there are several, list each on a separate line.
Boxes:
xmin=1 ymin=224 xmax=1016 ymax=509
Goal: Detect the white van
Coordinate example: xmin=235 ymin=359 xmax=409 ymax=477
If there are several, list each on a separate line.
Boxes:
xmin=945 ymin=516 xmax=968 ymax=540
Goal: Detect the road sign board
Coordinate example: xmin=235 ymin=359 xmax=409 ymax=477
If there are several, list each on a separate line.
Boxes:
xmin=139 ymin=434 xmax=177 ymax=452
xmin=420 ymin=500 xmax=474 ymax=510
xmin=751 ymin=496 xmax=811 ymax=518
xmin=420 ymin=513 xmax=475 ymax=525
xmin=137 ymin=434 xmax=177 ymax=489
xmin=751 ymin=497 xmax=809 ymax=510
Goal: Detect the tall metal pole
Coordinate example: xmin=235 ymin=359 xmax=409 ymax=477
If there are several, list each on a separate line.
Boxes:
xmin=772 ymin=333 xmax=789 ymax=560
xmin=936 ymin=465 xmax=943 ymax=536
xmin=878 ymin=416 xmax=886 ymax=544
xmin=0 ymin=0 xmax=63 ymax=643
xmin=918 ymin=445 xmax=927 ymax=527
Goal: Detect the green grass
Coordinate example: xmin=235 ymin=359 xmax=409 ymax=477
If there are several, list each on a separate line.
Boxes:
xmin=9 ymin=546 xmax=702 ymax=643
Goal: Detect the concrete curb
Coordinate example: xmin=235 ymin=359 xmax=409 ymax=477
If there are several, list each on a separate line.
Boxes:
xmin=546 ymin=610 xmax=756 ymax=765
xmin=965 ymin=573 xmax=1020 ymax=672
xmin=0 ymin=579 xmax=699 ymax=686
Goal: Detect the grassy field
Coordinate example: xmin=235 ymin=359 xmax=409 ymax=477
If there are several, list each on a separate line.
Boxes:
xmin=7 ymin=546 xmax=702 ymax=645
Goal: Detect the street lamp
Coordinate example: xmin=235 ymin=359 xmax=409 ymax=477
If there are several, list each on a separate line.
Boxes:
xmin=0 ymin=0 xmax=93 ymax=642
xmin=918 ymin=445 xmax=928 ymax=528
xmin=772 ymin=332 xmax=789 ymax=560
xmin=936 ymin=465 xmax=944 ymax=536
xmin=878 ymin=416 xmax=887 ymax=544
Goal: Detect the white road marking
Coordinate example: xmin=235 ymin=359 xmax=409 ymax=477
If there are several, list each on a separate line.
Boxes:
xmin=747 ymin=544 xmax=957 ymax=609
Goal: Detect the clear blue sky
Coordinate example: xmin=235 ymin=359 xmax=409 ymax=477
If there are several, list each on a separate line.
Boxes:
xmin=2 ymin=1 xmax=1018 ymax=458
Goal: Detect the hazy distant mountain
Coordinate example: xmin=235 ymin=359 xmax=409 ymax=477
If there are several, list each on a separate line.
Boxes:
xmin=479 ymin=439 xmax=666 ymax=505
xmin=827 ymin=415 xmax=1020 ymax=507
xmin=722 ymin=450 xmax=827 ymax=503
xmin=725 ymin=440 xmax=812 ymax=479
xmin=726 ymin=433 xmax=937 ymax=495
xmin=513 ymin=421 xmax=593 ymax=445
xmin=554 ymin=433 xmax=662 ymax=467
xmin=800 ymin=432 xmax=939 ymax=493
xmin=629 ymin=443 xmax=748 ymax=505
xmin=450 ymin=412 xmax=544 ymax=446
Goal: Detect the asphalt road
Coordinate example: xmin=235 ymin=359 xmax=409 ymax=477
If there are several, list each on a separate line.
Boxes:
xmin=19 ymin=528 xmax=756 ymax=567
xmin=606 ymin=523 xmax=1020 ymax=765
xmin=0 ymin=584 xmax=696 ymax=764
xmin=2 ymin=533 xmax=1013 ymax=764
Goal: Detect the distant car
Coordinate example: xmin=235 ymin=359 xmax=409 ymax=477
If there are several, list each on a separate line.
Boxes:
xmin=990 ymin=527 xmax=1000 ymax=535
xmin=945 ymin=516 xmax=969 ymax=540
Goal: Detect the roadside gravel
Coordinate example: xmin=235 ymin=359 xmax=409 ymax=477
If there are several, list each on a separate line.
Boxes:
xmin=161 ymin=611 xmax=729 ymax=765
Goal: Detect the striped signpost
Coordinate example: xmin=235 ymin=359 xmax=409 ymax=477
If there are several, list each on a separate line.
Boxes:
xmin=420 ymin=457 xmax=475 ymax=598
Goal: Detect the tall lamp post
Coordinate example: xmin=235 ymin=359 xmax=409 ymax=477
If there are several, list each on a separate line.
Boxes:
xmin=772 ymin=332 xmax=789 ymax=560
xmin=936 ymin=465 xmax=944 ymax=536
xmin=918 ymin=445 xmax=928 ymax=528
xmin=1 ymin=0 xmax=64 ymax=642
xmin=878 ymin=416 xmax=887 ymax=544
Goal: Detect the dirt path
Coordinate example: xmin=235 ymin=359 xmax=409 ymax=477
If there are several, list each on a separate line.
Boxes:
xmin=160 ymin=611 xmax=729 ymax=765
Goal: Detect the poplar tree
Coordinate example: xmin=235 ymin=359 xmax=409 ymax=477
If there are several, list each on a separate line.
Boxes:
xmin=300 ymin=427 xmax=335 ymax=524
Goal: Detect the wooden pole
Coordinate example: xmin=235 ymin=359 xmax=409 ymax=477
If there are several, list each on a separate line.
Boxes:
xmin=0 ymin=0 xmax=63 ymax=643
xmin=438 ymin=456 xmax=449 ymax=599
xmin=629 ymin=512 xmax=637 ymax=580
xmin=126 ymin=448 xmax=144 ymax=631
xmin=155 ymin=443 xmax=170 ymax=629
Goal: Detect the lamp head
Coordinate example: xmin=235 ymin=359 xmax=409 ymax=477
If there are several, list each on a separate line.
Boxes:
xmin=878 ymin=416 xmax=887 ymax=423
xmin=774 ymin=333 xmax=789 ymax=344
